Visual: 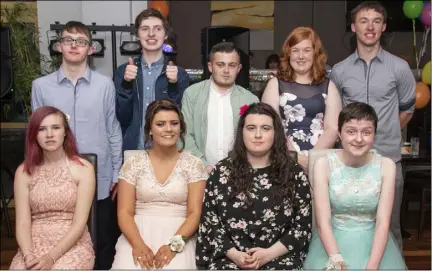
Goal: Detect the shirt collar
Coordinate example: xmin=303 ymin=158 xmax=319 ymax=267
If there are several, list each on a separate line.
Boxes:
xmin=57 ymin=66 xmax=92 ymax=84
xmin=353 ymin=47 xmax=384 ymax=64
xmin=141 ymin=55 xmax=165 ymax=68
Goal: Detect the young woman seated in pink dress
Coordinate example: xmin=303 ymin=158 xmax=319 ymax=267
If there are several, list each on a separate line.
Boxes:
xmin=111 ymin=99 xmax=208 ymax=269
xmin=10 ymin=106 xmax=95 ymax=269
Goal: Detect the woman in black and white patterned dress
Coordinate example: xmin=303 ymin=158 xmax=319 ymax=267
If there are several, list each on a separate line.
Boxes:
xmin=196 ymin=103 xmax=312 ymax=270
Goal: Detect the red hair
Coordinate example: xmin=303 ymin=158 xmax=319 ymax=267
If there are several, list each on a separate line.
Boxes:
xmin=277 ymin=27 xmax=328 ymax=85
xmin=23 ymin=106 xmax=82 ymax=175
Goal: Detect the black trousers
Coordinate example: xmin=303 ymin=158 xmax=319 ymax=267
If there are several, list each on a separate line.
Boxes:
xmin=95 ymin=197 xmax=121 ymax=270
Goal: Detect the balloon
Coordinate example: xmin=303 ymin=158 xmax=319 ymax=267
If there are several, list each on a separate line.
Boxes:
xmin=422 ymin=61 xmax=431 ymax=85
xmin=403 ymin=0 xmax=424 ymax=19
xmin=420 ymin=3 xmax=431 ymax=26
xmin=149 ymin=1 xmax=169 ymax=18
xmin=415 ymin=82 xmax=431 ymax=109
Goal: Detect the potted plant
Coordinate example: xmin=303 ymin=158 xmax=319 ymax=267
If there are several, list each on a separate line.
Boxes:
xmin=1 ymin=3 xmax=60 ymax=122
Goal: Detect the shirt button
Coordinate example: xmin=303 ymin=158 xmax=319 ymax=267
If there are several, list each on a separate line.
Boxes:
xmin=146 ymin=103 xmax=149 ymax=106
xmin=148 ymin=72 xmax=151 ymax=75
xmin=146 ymin=87 xmax=150 ymax=90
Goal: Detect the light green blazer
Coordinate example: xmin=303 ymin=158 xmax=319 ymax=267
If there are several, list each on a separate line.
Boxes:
xmin=181 ymin=79 xmax=259 ymax=165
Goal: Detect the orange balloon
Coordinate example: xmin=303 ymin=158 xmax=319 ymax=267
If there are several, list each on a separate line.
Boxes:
xmin=149 ymin=1 xmax=169 ymax=18
xmin=415 ymin=82 xmax=431 ymax=109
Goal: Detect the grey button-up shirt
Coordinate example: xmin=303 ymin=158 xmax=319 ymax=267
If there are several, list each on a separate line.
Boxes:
xmin=137 ymin=55 xmax=164 ymax=149
xmin=31 ymin=67 xmax=123 ymax=200
xmin=330 ymin=48 xmax=416 ymax=162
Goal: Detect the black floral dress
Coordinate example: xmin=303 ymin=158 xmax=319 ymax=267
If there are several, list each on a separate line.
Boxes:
xmin=196 ymin=158 xmax=312 ymax=270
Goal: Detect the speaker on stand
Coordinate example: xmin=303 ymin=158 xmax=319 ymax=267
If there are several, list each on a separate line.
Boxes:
xmin=201 ymin=26 xmax=250 ymax=89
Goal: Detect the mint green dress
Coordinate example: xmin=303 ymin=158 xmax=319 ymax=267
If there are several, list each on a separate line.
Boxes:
xmin=303 ymin=151 xmax=406 ymax=269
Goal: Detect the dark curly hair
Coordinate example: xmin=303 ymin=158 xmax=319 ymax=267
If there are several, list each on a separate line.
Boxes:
xmin=228 ymin=102 xmax=298 ymax=206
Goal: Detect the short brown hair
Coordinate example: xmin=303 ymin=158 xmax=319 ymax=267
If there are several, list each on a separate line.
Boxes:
xmin=134 ymin=8 xmax=172 ymax=38
xmin=62 ymin=21 xmax=92 ymax=40
xmin=277 ymin=27 xmax=327 ymax=85
xmin=144 ymin=99 xmax=186 ymax=150
xmin=338 ymin=102 xmax=378 ymax=132
xmin=208 ymin=42 xmax=241 ymax=62
xmin=351 ymin=1 xmax=387 ymax=23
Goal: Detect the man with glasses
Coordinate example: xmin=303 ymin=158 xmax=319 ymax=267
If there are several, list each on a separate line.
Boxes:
xmin=182 ymin=42 xmax=258 ymax=173
xmin=31 ymin=21 xmax=123 ymax=269
xmin=114 ymin=8 xmax=189 ymax=151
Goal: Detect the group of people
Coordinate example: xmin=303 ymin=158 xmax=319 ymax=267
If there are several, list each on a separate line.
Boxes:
xmin=9 ymin=1 xmax=416 ymax=270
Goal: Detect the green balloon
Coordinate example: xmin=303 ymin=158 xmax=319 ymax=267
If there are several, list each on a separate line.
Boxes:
xmin=403 ymin=1 xmax=424 ymax=19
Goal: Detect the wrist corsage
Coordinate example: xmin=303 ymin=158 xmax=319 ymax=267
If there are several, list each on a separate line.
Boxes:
xmin=166 ymin=235 xmax=186 ymax=253
xmin=324 ymin=254 xmax=344 ymax=270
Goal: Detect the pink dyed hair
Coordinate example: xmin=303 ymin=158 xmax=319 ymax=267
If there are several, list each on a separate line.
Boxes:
xmin=23 ymin=106 xmax=82 ymax=175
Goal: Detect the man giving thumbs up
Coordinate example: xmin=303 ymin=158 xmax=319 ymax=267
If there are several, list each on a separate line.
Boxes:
xmin=114 ymin=8 xmax=189 ymax=151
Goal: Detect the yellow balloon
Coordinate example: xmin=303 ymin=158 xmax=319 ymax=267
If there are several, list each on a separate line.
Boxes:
xmin=422 ymin=61 xmax=431 ymax=85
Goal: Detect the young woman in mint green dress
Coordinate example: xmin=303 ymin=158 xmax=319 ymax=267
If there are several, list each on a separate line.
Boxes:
xmin=303 ymin=102 xmax=406 ymax=270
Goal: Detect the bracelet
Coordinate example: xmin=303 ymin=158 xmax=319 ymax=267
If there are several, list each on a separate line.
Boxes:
xmin=329 ymin=254 xmax=343 ymax=263
xmin=47 ymin=252 xmax=56 ymax=263
xmin=21 ymin=248 xmax=33 ymax=255
xmin=23 ymin=253 xmax=36 ymax=261
xmin=325 ymin=254 xmax=344 ymax=270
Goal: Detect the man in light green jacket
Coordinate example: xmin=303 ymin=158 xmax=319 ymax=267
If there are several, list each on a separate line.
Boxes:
xmin=182 ymin=42 xmax=259 ymax=173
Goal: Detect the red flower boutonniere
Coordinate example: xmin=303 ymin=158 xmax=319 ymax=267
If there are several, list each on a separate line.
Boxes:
xmin=239 ymin=104 xmax=249 ymax=116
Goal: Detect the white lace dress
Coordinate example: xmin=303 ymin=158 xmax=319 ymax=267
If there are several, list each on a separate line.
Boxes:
xmin=111 ymin=151 xmax=208 ymax=269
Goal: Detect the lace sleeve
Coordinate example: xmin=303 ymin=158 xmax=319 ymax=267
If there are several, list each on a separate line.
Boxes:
xmin=186 ymin=154 xmax=209 ymax=184
xmin=118 ymin=154 xmax=140 ymax=185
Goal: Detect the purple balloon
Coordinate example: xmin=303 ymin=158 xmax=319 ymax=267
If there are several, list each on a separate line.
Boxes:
xmin=420 ymin=3 xmax=431 ymax=27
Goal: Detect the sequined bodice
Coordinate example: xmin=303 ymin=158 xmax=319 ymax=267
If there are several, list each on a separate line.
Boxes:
xmin=327 ymin=151 xmax=382 ymax=230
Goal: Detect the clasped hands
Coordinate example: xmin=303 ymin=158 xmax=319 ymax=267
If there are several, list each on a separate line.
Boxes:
xmin=227 ymin=247 xmax=273 ymax=270
xmin=133 ymin=244 xmax=175 ymax=269
xmin=24 ymin=253 xmax=55 ymax=270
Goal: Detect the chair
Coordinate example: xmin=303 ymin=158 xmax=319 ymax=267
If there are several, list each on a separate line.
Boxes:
xmin=81 ymin=153 xmax=98 ymax=254
xmin=401 ymin=170 xmax=431 ymax=240
xmin=0 ymin=161 xmax=14 ymax=237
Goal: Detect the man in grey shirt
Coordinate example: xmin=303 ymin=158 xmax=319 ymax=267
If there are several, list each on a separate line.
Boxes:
xmin=330 ymin=2 xmax=415 ymax=250
xmin=31 ymin=21 xmax=122 ymax=269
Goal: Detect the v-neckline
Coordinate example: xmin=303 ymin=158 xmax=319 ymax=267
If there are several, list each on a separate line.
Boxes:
xmin=146 ymin=151 xmax=183 ymax=187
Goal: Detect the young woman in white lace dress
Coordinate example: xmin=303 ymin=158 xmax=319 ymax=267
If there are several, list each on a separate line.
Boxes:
xmin=111 ymin=99 xmax=208 ymax=269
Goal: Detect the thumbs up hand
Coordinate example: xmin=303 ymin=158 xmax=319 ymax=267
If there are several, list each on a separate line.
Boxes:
xmin=165 ymin=61 xmax=178 ymax=83
xmin=124 ymin=57 xmax=138 ymax=82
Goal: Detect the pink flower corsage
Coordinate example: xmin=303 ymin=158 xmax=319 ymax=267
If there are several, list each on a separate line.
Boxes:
xmin=239 ymin=104 xmax=249 ymax=116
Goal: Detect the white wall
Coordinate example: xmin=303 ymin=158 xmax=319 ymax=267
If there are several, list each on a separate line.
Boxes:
xmin=37 ymin=0 xmax=147 ymax=77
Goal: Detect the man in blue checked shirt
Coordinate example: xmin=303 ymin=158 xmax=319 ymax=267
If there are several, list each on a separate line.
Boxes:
xmin=31 ymin=21 xmax=123 ymax=269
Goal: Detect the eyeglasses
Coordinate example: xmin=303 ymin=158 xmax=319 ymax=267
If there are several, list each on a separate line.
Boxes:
xmin=60 ymin=37 xmax=90 ymax=47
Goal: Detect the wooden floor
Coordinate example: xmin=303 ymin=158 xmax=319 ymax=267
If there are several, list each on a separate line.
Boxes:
xmin=1 ymin=208 xmax=431 ymax=270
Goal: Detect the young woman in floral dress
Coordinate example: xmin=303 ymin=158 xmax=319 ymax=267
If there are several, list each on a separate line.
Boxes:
xmin=196 ymin=103 xmax=312 ymax=270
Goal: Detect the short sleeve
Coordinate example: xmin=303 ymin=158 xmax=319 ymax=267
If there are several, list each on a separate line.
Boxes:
xmin=118 ymin=154 xmax=140 ymax=185
xmin=186 ymin=154 xmax=209 ymax=184
xmin=329 ymin=65 xmax=342 ymax=96
xmin=396 ymin=61 xmax=416 ymax=112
